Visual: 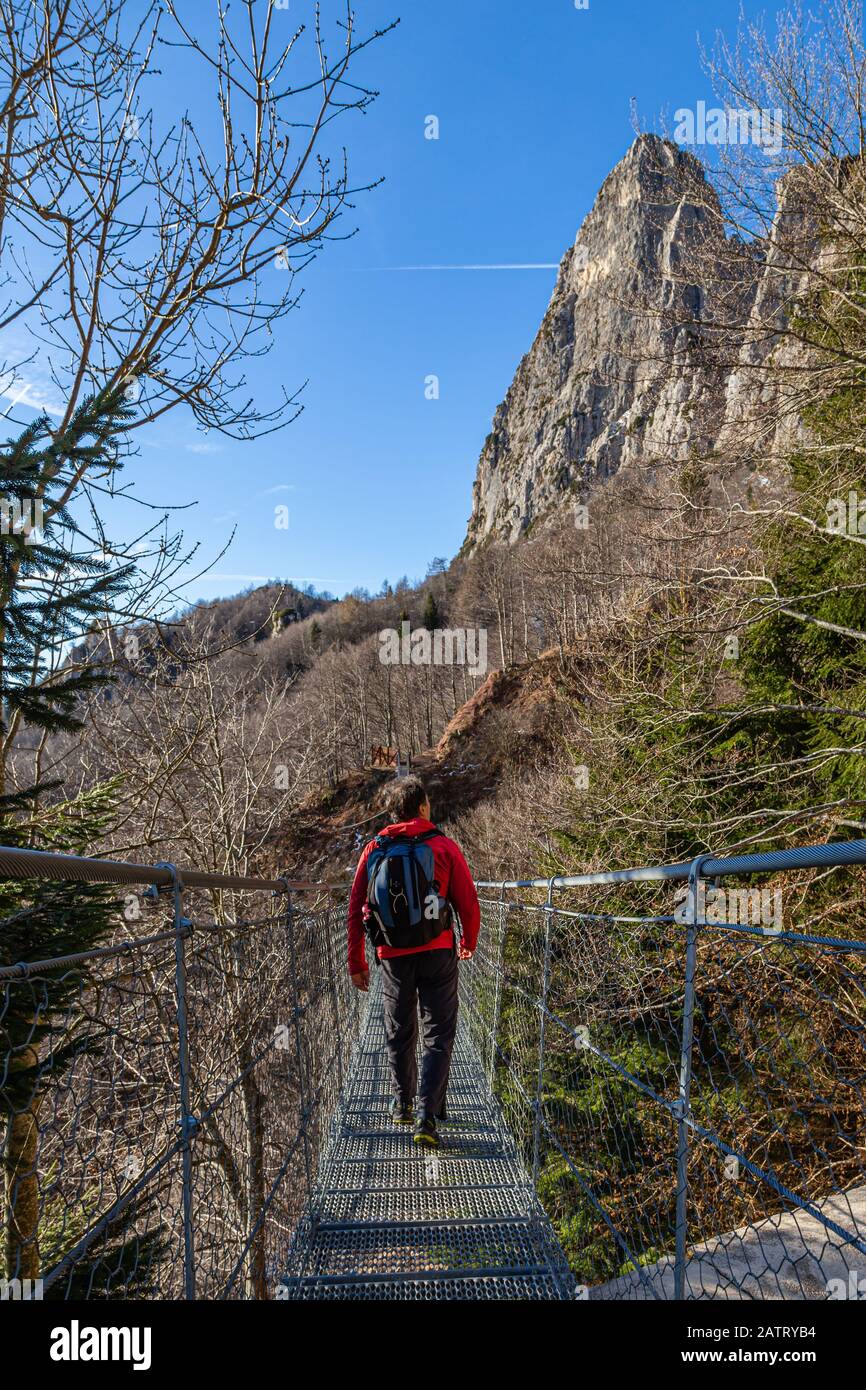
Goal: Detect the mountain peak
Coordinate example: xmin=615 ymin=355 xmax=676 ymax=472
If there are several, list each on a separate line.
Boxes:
xmin=462 ymin=137 xmax=751 ymax=550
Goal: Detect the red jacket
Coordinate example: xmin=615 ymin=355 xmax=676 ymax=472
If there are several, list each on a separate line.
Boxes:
xmin=347 ymin=817 xmax=480 ymax=975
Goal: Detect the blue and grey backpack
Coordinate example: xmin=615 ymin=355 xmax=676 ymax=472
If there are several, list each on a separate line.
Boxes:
xmin=365 ymin=827 xmax=451 ymax=949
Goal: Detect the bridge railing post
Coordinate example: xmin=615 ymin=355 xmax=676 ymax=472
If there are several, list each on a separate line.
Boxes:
xmin=284 ymin=888 xmax=314 ymax=1214
xmin=153 ymin=862 xmax=196 ymax=1300
xmin=532 ymin=878 xmax=556 ymax=1191
xmin=674 ymin=854 xmax=712 ymax=1300
xmin=322 ymin=888 xmax=344 ymax=1093
xmin=487 ymin=887 xmax=507 ymax=1088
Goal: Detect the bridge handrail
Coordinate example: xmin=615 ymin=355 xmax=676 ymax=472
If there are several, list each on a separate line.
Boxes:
xmin=0 ymin=842 xmax=345 ymax=893
xmin=475 ymin=835 xmax=866 ymax=890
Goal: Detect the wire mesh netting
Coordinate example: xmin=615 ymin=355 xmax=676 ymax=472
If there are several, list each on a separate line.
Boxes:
xmin=464 ymin=875 xmax=866 ymax=1300
xmin=1 ymin=873 xmax=359 ymax=1300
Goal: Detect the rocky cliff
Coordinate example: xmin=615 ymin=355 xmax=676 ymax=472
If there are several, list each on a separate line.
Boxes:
xmin=463 ymin=133 xmax=801 ymax=549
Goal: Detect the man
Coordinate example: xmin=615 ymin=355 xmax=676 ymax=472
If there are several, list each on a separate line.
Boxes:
xmin=347 ymin=775 xmax=480 ymax=1148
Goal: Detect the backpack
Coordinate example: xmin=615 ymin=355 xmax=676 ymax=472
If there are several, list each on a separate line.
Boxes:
xmin=365 ymin=827 xmax=452 ymax=950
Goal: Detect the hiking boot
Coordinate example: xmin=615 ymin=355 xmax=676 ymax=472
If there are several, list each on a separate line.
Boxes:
xmin=413 ymin=1115 xmax=440 ymax=1148
xmin=389 ymin=1098 xmax=414 ymax=1126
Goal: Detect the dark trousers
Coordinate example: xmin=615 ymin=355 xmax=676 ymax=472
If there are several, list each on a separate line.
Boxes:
xmin=380 ymin=947 xmax=458 ymax=1119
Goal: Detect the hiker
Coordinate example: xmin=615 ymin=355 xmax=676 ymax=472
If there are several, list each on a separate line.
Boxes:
xmin=347 ymin=775 xmax=480 ymax=1149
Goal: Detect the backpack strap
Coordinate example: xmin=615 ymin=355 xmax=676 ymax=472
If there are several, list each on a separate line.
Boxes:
xmin=373 ymin=825 xmax=442 ymax=847
xmin=405 ymin=827 xmax=452 ymax=927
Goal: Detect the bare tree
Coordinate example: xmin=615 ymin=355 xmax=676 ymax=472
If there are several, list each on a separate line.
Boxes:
xmin=0 ymin=0 xmax=394 ymax=799
xmin=1 ymin=0 xmax=396 ymax=443
xmin=60 ymin=640 xmax=317 ymax=1295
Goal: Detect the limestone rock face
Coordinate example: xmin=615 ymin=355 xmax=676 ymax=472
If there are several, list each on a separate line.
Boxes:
xmin=463 ymin=134 xmax=799 ymax=550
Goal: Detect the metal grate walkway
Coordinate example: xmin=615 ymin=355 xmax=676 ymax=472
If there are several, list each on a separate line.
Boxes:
xmin=281 ymin=972 xmax=575 ymax=1299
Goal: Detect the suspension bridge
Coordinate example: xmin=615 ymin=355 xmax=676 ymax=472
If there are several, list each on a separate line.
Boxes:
xmin=1 ymin=838 xmax=865 ymax=1300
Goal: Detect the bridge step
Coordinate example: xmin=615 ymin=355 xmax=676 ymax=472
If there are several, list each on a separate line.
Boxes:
xmin=318 ymin=1155 xmax=527 ymax=1184
xmin=279 ymin=1269 xmax=568 ymax=1300
xmin=283 ymin=1218 xmax=561 ymax=1285
xmin=329 ymin=1134 xmax=506 ymax=1162
xmin=312 ymin=1187 xmax=537 ymax=1226
xmin=313 ymin=1213 xmax=536 ymax=1232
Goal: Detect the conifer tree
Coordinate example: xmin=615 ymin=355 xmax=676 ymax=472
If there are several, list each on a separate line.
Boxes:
xmin=422 ymin=590 xmax=440 ymax=632
xmin=0 ymin=386 xmax=165 ymax=1286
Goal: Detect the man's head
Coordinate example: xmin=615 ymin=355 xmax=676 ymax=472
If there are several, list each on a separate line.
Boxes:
xmin=383 ymin=774 xmax=431 ymax=823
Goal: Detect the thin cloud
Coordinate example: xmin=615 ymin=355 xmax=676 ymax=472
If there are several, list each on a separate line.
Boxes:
xmin=0 ymin=379 xmax=64 ymax=418
xmin=0 ymin=334 xmax=66 ymax=419
xmin=186 ymin=440 xmax=224 ymax=455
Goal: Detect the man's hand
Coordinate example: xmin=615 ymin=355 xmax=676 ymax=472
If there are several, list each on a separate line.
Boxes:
xmin=458 ymin=947 xmax=474 ymax=961
xmin=350 ymin=969 xmax=370 ymax=992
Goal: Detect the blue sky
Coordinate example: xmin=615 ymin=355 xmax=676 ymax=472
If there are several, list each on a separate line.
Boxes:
xmin=106 ymin=0 xmax=772 ymax=604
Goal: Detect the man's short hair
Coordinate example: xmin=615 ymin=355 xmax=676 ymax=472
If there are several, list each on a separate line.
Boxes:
xmin=383 ymin=775 xmax=428 ymax=822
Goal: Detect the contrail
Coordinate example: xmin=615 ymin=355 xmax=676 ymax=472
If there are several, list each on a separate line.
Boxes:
xmin=361 ymin=263 xmax=559 ymax=272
